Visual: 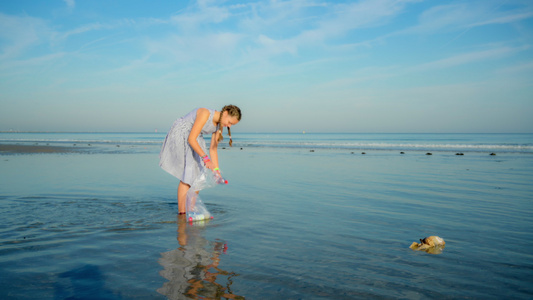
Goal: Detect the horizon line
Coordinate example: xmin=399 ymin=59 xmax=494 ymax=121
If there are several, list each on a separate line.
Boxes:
xmin=1 ymin=130 xmax=532 ymax=134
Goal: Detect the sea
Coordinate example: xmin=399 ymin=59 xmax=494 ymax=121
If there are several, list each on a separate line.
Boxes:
xmin=0 ymin=132 xmax=532 ymax=299
xmin=1 ymin=132 xmax=532 ymax=153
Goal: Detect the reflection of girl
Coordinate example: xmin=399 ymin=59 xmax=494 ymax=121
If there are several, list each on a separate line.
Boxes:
xmin=157 ymin=216 xmax=244 ymax=299
xmin=157 ymin=216 xmax=211 ymax=298
xmin=160 ymin=105 xmax=242 ymax=214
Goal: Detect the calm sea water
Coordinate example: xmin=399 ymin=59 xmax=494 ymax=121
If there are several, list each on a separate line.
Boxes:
xmin=1 ymin=132 xmax=532 ymax=153
xmin=1 ymin=133 xmax=532 ymax=299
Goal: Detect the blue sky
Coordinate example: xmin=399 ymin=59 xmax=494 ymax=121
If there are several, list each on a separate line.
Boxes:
xmin=1 ymin=0 xmax=532 ymax=133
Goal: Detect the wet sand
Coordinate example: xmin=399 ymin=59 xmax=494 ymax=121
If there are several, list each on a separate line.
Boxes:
xmin=0 ymin=144 xmax=80 ymax=154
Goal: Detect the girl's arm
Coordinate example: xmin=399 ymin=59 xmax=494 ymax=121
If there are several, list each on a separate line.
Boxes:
xmin=209 ymin=130 xmax=221 ymax=169
xmin=188 ymin=108 xmax=215 ymax=169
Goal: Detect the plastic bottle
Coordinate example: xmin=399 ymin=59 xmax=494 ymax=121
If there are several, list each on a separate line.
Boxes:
xmin=214 ymin=173 xmax=228 ymax=184
xmin=187 ymin=212 xmax=212 ymax=222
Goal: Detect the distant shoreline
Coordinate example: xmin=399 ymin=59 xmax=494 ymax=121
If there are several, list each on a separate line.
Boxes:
xmin=0 ymin=131 xmax=160 ymax=134
xmin=0 ymin=144 xmax=81 ymax=154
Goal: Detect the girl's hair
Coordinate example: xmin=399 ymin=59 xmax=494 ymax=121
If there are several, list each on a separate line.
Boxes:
xmin=217 ymin=105 xmax=242 ymax=147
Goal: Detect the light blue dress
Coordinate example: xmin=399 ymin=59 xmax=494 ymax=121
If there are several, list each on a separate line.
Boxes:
xmin=159 ymin=108 xmax=218 ymax=184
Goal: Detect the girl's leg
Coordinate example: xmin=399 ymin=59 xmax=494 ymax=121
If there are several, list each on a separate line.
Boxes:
xmin=177 ymin=181 xmax=190 ymax=214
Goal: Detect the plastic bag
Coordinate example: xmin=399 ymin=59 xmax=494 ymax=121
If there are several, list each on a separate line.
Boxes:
xmin=186 ymin=169 xmax=227 ymax=223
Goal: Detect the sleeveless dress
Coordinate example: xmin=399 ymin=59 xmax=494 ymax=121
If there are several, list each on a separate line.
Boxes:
xmin=159 ymin=108 xmax=219 ymax=185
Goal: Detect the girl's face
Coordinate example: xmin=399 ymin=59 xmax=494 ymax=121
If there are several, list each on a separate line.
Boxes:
xmin=222 ymin=111 xmax=239 ymax=128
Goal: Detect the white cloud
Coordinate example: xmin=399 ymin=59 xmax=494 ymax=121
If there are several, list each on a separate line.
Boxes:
xmin=398 ymin=0 xmax=533 ymax=36
xmin=470 ymin=10 xmax=533 ymax=27
xmin=222 ymin=0 xmax=417 ymax=60
xmin=64 ymin=0 xmax=75 ymax=11
xmin=57 ymin=19 xmax=136 ymax=41
xmin=256 ymin=34 xmax=297 ymax=55
xmin=411 ymin=46 xmax=525 ymax=72
xmin=0 ymin=13 xmax=51 ymax=60
xmin=325 ymin=0 xmax=417 ymax=31
xmin=60 ymin=22 xmax=106 ymax=39
xmin=170 ymin=1 xmax=230 ymax=30
xmin=497 ymin=59 xmax=533 ymax=74
xmin=145 ymin=31 xmax=243 ymax=64
xmin=0 ymin=52 xmax=66 ymax=72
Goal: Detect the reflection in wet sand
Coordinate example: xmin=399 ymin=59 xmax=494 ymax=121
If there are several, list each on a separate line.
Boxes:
xmin=157 ymin=215 xmax=244 ymax=299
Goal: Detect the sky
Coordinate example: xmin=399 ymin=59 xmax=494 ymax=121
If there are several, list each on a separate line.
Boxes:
xmin=0 ymin=0 xmax=532 ymax=133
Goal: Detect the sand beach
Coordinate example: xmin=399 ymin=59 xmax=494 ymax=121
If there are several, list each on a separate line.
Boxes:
xmin=0 ymin=144 xmax=80 ymax=154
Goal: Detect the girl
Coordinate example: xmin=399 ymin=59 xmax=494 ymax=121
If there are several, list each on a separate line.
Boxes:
xmin=160 ymin=105 xmax=242 ymax=214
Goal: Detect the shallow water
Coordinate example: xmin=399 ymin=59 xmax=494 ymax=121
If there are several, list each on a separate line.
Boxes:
xmin=1 ymin=144 xmax=532 ymax=299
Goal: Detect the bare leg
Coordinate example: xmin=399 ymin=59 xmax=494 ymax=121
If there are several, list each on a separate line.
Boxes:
xmin=177 ymin=181 xmax=190 ymax=214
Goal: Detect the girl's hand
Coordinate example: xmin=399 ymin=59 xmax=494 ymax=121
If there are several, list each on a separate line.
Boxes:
xmin=205 ymin=160 xmax=215 ymax=170
xmin=202 ymin=155 xmax=215 ymax=169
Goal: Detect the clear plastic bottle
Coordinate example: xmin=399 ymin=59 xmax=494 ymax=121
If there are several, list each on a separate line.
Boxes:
xmin=214 ymin=173 xmax=228 ymax=184
xmin=187 ymin=211 xmax=212 ymax=222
